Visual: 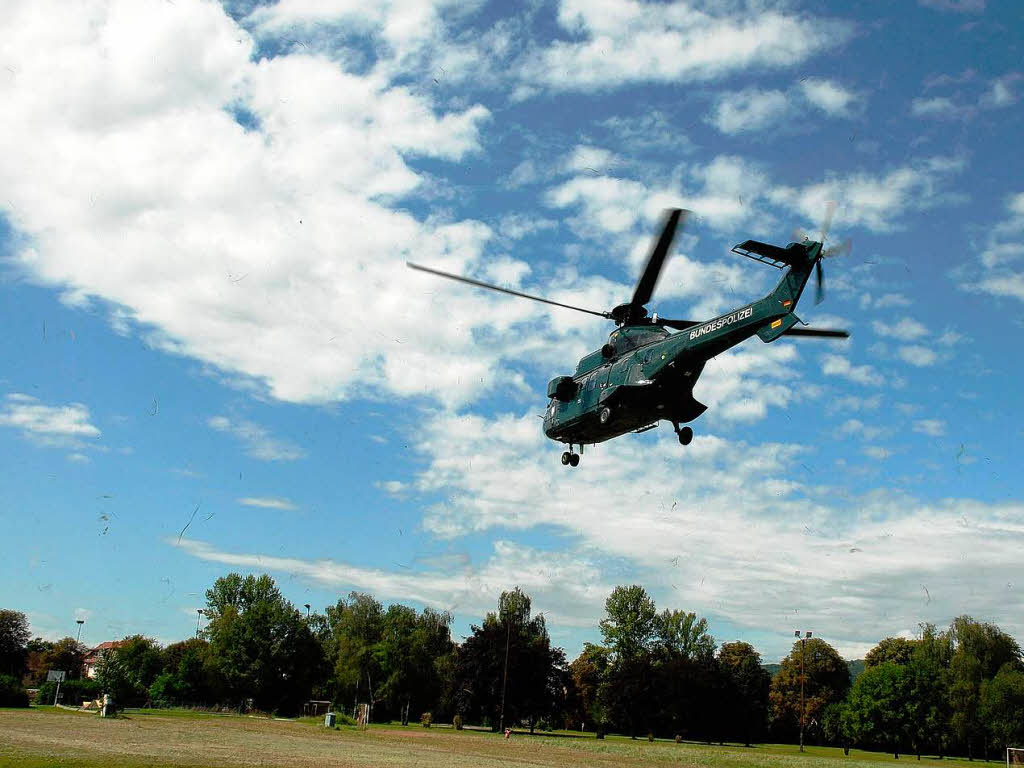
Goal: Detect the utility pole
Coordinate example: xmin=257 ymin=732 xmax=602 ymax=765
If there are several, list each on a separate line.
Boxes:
xmin=794 ymin=630 xmax=812 ymax=753
xmin=499 ymin=614 xmax=511 ymax=733
xmin=75 ymin=619 xmax=84 ymax=644
xmin=196 ymin=610 xmax=203 ymax=638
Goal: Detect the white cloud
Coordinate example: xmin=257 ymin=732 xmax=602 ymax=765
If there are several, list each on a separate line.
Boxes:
xmin=872 ymin=317 xmax=929 ymax=341
xmin=898 ymin=345 xmax=939 ymax=367
xmin=208 ymin=416 xmax=305 ymax=461
xmin=67 ymin=452 xmax=91 ymax=464
xmin=237 ymin=496 xmax=298 ymax=511
xmin=768 ymin=156 xmax=966 ymax=233
xmin=707 ymin=88 xmax=789 ymax=135
xmin=521 ymin=0 xmax=851 ymax=92
xmin=913 ymin=419 xmax=946 ymax=437
xmin=0 ymin=394 xmax=101 ymax=441
xmin=800 ymin=78 xmax=860 ymax=116
xmin=331 ymin=407 xmax=1024 ymax=658
xmin=962 ymin=191 xmax=1024 ymax=304
xmin=0 ymin=0 xmax=508 ymax=410
xmin=821 ymin=355 xmax=885 ymax=386
xmin=173 ymin=536 xmax=611 ymax=629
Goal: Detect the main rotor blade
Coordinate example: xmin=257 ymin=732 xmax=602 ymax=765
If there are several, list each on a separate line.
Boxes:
xmin=631 ymin=208 xmax=687 ymax=310
xmin=823 ymin=238 xmax=852 ymax=259
xmin=815 ymin=260 xmax=825 ymax=305
xmin=407 ymin=262 xmax=612 ymax=319
xmin=820 ymin=200 xmax=837 ymax=244
xmin=656 ymin=317 xmax=700 ymax=331
xmin=782 ymin=327 xmax=849 ymax=338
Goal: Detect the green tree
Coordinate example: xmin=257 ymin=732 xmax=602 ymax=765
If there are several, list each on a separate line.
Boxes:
xmin=568 ymin=643 xmax=611 ymax=733
xmin=865 ymin=637 xmax=917 ymax=668
xmin=325 ymin=592 xmax=384 ymax=719
xmin=980 ymin=666 xmax=1024 ymax=752
xmin=599 ymin=585 xmax=659 ymax=738
xmin=149 ymin=638 xmax=215 ymax=705
xmin=204 ymin=572 xmax=323 ymax=714
xmin=947 ymin=616 xmax=1023 ymax=760
xmin=842 ymin=662 xmax=914 ymax=758
xmin=719 ymin=641 xmax=771 ymax=746
xmin=769 ymin=637 xmax=851 ymax=743
xmin=39 ymin=637 xmax=86 ymax=681
xmin=0 ymin=610 xmax=30 ymax=678
xmin=454 ymin=588 xmax=565 ymax=732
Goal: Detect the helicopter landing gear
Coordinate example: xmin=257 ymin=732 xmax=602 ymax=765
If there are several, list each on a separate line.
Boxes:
xmin=561 ymin=446 xmax=581 ymax=467
xmin=599 ymin=406 xmax=612 ymax=425
xmin=673 ymin=424 xmax=693 ymax=446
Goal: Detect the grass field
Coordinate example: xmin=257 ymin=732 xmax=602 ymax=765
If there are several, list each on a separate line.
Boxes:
xmin=0 ymin=707 xmax=1005 ymax=768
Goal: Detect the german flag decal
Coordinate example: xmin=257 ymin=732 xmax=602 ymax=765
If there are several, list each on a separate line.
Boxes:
xmin=782 ymin=300 xmax=792 ymax=307
xmin=771 ymin=319 xmax=783 ymax=329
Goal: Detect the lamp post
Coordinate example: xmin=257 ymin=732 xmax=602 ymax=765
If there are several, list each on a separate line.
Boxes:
xmin=304 ymin=603 xmax=311 ymax=618
xmin=499 ymin=613 xmax=511 ymax=733
xmin=794 ymin=630 xmax=812 ymax=753
xmin=196 ymin=610 xmax=203 ymax=638
xmin=75 ymin=619 xmax=85 ymax=644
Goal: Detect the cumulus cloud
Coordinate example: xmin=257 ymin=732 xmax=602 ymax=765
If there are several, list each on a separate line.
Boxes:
xmin=872 ymin=317 xmax=929 ymax=341
xmin=821 ymin=355 xmax=885 ymax=386
xmin=962 ymin=191 xmax=1024 ymax=304
xmin=913 ymin=419 xmax=946 ymax=437
xmin=520 ymin=0 xmax=851 ymax=92
xmin=208 ymin=416 xmax=305 ymax=461
xmin=0 ymin=394 xmax=101 ymax=441
xmin=897 ymin=345 xmax=939 ymax=367
xmin=0 ymin=0 xmax=512 ymax=410
xmin=800 ymin=78 xmax=861 ymax=116
xmin=707 ymin=88 xmax=789 ymax=135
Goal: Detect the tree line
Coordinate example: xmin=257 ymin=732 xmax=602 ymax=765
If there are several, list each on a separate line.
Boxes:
xmin=3 ymin=576 xmax=1023 ymax=759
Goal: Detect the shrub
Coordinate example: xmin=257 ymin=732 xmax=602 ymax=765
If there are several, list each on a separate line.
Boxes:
xmin=453 ymin=714 xmax=463 ymax=730
xmin=420 ymin=711 xmax=432 ymax=727
xmin=675 ymin=734 xmax=682 ymax=744
xmin=37 ymin=677 xmax=102 ymax=706
xmin=648 ymin=732 xmax=655 ymax=742
xmin=0 ymin=674 xmax=28 ymax=707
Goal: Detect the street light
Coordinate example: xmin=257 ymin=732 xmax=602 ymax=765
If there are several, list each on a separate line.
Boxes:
xmin=75 ymin=619 xmax=85 ymax=644
xmin=196 ymin=610 xmax=203 ymax=638
xmin=794 ymin=630 xmax=812 ymax=752
xmin=304 ymin=603 xmax=310 ymax=618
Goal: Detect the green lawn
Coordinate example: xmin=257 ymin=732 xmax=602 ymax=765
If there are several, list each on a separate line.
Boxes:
xmin=0 ymin=706 xmax=1007 ymax=768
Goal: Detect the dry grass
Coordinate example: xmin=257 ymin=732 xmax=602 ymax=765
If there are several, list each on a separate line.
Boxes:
xmin=0 ymin=707 xmax=1005 ymax=768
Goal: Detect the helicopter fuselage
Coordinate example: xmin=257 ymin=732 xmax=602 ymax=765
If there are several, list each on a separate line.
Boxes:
xmin=543 ymin=271 xmax=808 ymax=447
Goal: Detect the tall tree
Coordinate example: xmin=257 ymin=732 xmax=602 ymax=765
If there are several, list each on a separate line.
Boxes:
xmin=455 ymin=588 xmax=564 ymax=731
xmin=599 ymin=585 xmax=660 ymax=738
xmin=204 ymin=573 xmax=322 ymax=714
xmin=865 ymin=637 xmax=917 ymax=668
xmin=842 ymin=662 xmax=915 ymax=758
xmin=568 ymin=643 xmax=611 ymax=733
xmin=948 ymin=615 xmax=1023 ymax=760
xmin=719 ymin=641 xmax=771 ymax=746
xmin=325 ymin=592 xmax=384 ymax=719
xmin=770 ymin=637 xmax=851 ymax=743
xmin=980 ymin=666 xmax=1024 ymax=753
xmin=0 ymin=610 xmax=30 ymax=678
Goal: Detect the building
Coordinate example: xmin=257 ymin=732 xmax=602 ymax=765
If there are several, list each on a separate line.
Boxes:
xmin=83 ymin=641 xmax=125 ymax=678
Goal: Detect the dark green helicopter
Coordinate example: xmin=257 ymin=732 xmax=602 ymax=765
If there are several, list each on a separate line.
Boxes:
xmin=408 ymin=207 xmax=849 ymax=467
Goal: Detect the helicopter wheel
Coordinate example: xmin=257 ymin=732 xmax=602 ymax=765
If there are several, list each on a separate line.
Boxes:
xmin=677 ymin=426 xmax=693 ymax=446
xmin=569 ymin=453 xmax=580 ymax=467
xmin=599 ymin=406 xmax=612 ymax=425
xmin=561 ymin=452 xmax=571 ymax=466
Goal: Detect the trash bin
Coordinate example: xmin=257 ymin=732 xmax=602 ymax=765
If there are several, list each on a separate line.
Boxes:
xmin=325 ymin=712 xmax=336 ymax=728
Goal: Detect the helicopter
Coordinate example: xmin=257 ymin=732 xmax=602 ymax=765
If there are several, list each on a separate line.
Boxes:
xmin=408 ymin=207 xmax=850 ymax=467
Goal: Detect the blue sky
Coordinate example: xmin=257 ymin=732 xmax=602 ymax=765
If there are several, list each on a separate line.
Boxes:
xmin=1 ymin=0 xmax=1022 ymax=662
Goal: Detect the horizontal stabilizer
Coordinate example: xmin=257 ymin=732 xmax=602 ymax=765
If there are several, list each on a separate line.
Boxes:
xmin=782 ymin=327 xmax=850 ymax=339
xmin=732 ymin=240 xmax=802 ymax=268
xmin=757 ymin=313 xmax=800 ymax=342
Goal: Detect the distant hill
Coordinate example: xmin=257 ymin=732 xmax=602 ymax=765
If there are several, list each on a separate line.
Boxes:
xmin=762 ymin=659 xmax=866 ymax=682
